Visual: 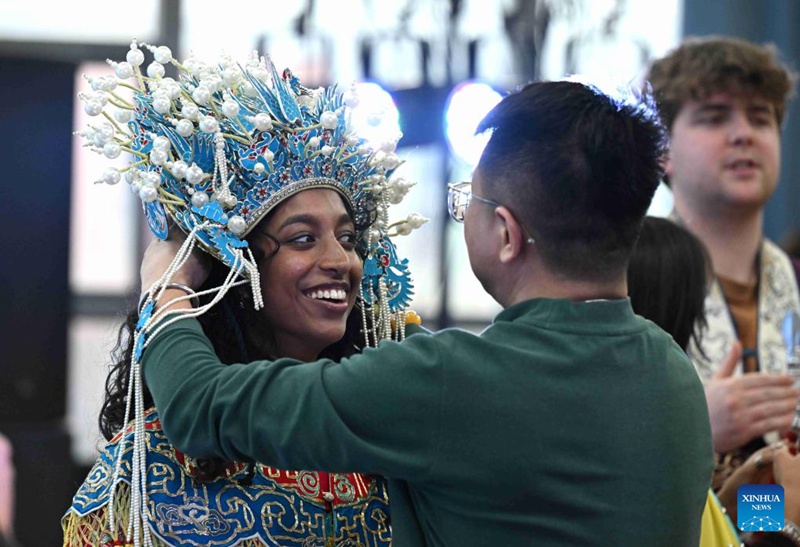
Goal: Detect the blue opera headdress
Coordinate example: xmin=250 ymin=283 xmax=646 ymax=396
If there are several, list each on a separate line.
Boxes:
xmin=78 ymin=40 xmax=426 ymax=333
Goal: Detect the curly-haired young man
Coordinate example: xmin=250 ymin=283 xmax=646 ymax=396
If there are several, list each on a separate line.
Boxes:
xmin=647 ymin=35 xmax=800 ymax=490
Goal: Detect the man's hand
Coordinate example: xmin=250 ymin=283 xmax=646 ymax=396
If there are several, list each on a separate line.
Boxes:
xmin=705 ymin=341 xmax=800 ymax=452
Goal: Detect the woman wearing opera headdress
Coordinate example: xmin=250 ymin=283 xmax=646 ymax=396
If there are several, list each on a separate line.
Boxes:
xmin=63 ymin=41 xmax=425 ymax=547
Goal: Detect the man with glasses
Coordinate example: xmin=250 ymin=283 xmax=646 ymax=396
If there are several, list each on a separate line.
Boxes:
xmin=140 ymin=81 xmax=713 ymax=545
xmin=448 ymin=181 xmax=536 ymax=243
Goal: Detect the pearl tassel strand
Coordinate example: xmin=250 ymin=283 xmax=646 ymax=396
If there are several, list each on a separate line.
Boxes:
xmin=358 ymin=188 xmax=417 ymax=348
xmin=375 ymin=193 xmax=393 ymax=342
xmin=105 ymin=223 xmax=262 ymax=546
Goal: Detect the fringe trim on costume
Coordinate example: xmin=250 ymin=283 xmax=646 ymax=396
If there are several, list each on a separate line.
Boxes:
xmin=62 ymin=482 xmax=132 ymax=547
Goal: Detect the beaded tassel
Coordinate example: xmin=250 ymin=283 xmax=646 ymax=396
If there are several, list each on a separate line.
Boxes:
xmin=105 ymin=224 xmax=261 ymax=545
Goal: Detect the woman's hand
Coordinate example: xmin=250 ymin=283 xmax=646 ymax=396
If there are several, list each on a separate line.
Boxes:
xmin=716 ymin=441 xmax=787 ymax=522
xmin=773 ymin=447 xmax=800 ymax=524
xmin=140 ymin=226 xmax=211 ymax=296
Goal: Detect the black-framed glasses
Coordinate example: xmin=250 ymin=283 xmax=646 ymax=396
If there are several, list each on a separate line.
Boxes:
xmin=446 ymin=181 xmax=535 ymax=244
xmin=447 ymin=182 xmax=503 ymax=223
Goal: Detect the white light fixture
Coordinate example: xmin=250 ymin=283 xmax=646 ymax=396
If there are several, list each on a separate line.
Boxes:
xmin=443 ymin=81 xmax=502 ymax=167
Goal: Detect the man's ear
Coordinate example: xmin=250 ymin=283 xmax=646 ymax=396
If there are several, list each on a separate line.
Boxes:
xmin=495 ymin=206 xmax=527 ymax=264
xmin=662 ymin=149 xmax=674 ymax=179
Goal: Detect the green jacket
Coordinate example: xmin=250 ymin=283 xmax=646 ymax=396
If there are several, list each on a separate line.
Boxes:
xmin=143 ymin=298 xmax=713 ymax=546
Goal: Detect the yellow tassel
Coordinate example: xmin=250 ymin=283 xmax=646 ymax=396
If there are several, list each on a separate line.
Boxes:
xmin=389 ymin=309 xmax=422 ymax=332
xmin=62 ymin=482 xmax=132 ymax=546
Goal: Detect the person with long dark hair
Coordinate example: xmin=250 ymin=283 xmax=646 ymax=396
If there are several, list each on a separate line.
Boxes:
xmin=627 ymin=216 xmax=711 ymax=352
xmin=63 ymin=41 xmax=424 ymax=546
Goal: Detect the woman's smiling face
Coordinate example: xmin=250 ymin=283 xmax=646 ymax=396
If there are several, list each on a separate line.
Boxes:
xmin=250 ymin=188 xmax=363 ymax=361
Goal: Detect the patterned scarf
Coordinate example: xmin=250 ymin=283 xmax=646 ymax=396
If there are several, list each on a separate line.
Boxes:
xmin=688 ymin=238 xmax=800 ymax=381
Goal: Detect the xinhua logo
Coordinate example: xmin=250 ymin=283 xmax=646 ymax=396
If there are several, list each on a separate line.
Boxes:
xmin=738 ymin=484 xmax=784 ymax=532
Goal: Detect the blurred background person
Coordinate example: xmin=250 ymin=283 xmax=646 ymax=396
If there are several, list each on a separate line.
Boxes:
xmin=645 ymin=35 xmax=800 ymax=490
